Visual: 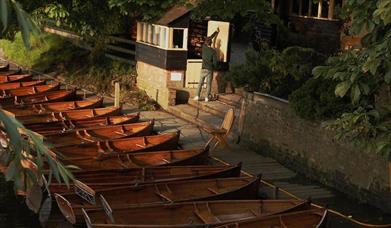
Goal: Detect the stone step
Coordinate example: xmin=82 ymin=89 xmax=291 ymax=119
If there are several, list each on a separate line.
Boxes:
xmin=188 ymin=99 xmax=237 ymax=118
xmin=167 ymin=104 xmax=223 ymax=130
xmin=217 ymin=93 xmax=242 ymax=107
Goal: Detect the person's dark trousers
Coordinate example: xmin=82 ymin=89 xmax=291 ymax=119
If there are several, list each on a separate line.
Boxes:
xmin=196 ymin=69 xmax=213 ymax=98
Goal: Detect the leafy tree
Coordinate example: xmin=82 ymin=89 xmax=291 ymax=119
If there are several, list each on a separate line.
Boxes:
xmin=312 ymin=0 xmax=391 ymax=155
xmin=227 ymin=45 xmax=325 ymax=98
xmin=108 ymin=0 xmax=186 ymax=22
xmin=191 ymin=0 xmax=281 ymax=30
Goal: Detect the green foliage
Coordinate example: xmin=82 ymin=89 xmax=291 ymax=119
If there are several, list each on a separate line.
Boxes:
xmin=192 ymin=0 xmax=282 ymax=34
xmin=289 ymin=78 xmax=352 ymax=120
xmin=108 ymin=0 xmax=185 ymax=22
xmin=0 ymin=0 xmax=40 ymax=48
xmin=227 ymin=45 xmax=325 ymax=98
xmin=0 ymin=32 xmax=63 ymax=69
xmin=312 ymin=0 xmax=391 ymax=155
xmin=0 ymin=110 xmax=74 ymax=198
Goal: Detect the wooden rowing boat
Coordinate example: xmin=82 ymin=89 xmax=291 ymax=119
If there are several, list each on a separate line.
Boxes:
xmin=49 ymin=163 xmax=241 ymax=193
xmin=0 ymin=83 xmax=60 ymax=103
xmin=16 ymin=106 xmax=121 ymax=125
xmin=81 ymin=200 xmax=311 ymax=227
xmin=1 ymin=89 xmax=76 ymax=107
xmin=0 ymin=64 xmax=9 ymax=71
xmin=0 ymin=74 xmax=32 ymax=83
xmin=55 ymin=176 xmax=260 ymax=224
xmin=62 ymin=147 xmax=209 ymax=170
xmin=0 ymin=80 xmax=45 ymax=90
xmin=45 ymin=121 xmax=154 ymax=147
xmin=216 ymin=208 xmax=328 ymax=228
xmin=24 ymin=114 xmax=140 ymax=135
xmin=3 ymin=97 xmax=103 ymax=116
xmin=55 ymin=131 xmax=180 ymax=160
xmin=0 ymin=68 xmax=22 ymax=76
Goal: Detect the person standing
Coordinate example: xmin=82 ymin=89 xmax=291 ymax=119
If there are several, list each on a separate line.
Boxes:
xmin=193 ymin=28 xmax=220 ymax=102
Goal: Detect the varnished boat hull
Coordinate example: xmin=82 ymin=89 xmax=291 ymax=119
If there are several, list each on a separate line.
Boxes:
xmin=45 ymin=121 xmax=154 ymax=147
xmin=81 ymin=200 xmax=311 ymax=227
xmin=3 ymin=97 xmax=104 ymax=116
xmin=0 ymin=80 xmax=45 ymax=90
xmin=49 ymin=163 xmax=241 ymax=193
xmin=1 ymin=89 xmax=76 ymax=107
xmin=0 ymin=64 xmax=10 ymax=71
xmin=62 ymin=147 xmax=209 ymax=170
xmin=55 ymin=176 xmax=261 ymax=224
xmin=0 ymin=73 xmax=32 ymax=83
xmin=55 ymin=131 xmax=180 ymax=159
xmin=24 ymin=114 xmax=140 ymax=135
xmin=0 ymin=83 xmax=60 ymax=104
xmin=216 ymin=208 xmax=328 ymax=228
xmin=17 ymin=106 xmax=121 ymax=125
xmin=0 ymin=69 xmax=22 ymax=77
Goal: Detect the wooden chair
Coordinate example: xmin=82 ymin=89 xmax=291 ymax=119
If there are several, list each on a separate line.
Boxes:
xmin=203 ymin=108 xmax=235 ymax=152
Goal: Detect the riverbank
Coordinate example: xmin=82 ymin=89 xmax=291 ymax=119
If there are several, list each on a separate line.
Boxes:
xmin=1 ymin=49 xmax=391 ymax=228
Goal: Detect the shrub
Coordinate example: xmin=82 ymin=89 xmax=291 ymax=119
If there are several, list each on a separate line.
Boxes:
xmin=289 ymin=78 xmax=353 ymax=120
xmin=226 ymin=45 xmax=325 ymax=99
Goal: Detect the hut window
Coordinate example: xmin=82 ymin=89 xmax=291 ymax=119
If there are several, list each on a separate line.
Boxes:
xmin=289 ymin=0 xmax=341 ymax=20
xmin=173 ymin=29 xmax=184 ymax=48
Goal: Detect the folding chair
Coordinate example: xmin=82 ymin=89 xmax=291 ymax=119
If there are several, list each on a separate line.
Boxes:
xmin=203 ymin=108 xmax=235 ymax=152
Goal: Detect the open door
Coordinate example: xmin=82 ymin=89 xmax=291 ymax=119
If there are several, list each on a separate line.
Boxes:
xmin=207 ymin=20 xmax=231 ymax=63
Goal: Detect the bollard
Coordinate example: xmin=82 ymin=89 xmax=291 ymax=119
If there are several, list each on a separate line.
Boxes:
xmin=114 ymin=82 xmax=120 ymax=107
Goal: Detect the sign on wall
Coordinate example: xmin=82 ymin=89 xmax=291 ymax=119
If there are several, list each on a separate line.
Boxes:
xmin=207 ymin=21 xmax=230 ymax=63
xmin=170 ymin=72 xmax=183 ymax=81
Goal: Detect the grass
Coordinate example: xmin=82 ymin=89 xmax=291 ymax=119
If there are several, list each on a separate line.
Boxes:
xmin=0 ymin=32 xmax=158 ymax=110
xmin=0 ymin=32 xmax=64 ymax=70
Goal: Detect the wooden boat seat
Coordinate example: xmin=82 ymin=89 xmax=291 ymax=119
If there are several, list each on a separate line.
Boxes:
xmin=32 ymin=104 xmax=46 ymax=113
xmin=136 ymin=137 xmax=148 ymax=148
xmin=114 ymin=125 xmax=127 ymax=136
xmin=75 ymin=130 xmax=95 ymax=142
xmin=50 ymin=112 xmax=59 ymax=121
xmin=155 ymin=184 xmax=173 ymax=203
xmin=97 ymin=140 xmax=115 ymax=156
xmin=194 ymin=203 xmax=221 ymax=224
xmin=207 ymin=187 xmax=221 ymax=194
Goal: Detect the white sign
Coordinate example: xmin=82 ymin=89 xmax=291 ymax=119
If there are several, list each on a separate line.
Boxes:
xmin=170 ymin=72 xmax=182 ymax=81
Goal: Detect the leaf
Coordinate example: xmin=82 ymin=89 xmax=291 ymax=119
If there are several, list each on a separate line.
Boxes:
xmin=0 ymin=0 xmax=9 ymax=32
xmin=39 ymin=197 xmax=52 ymax=226
xmin=335 ymin=81 xmax=352 ymax=98
xmin=5 ymin=160 xmax=17 ymax=181
xmin=25 ymin=183 xmax=43 ymax=213
xmin=351 ymin=84 xmax=361 ymax=104
xmin=385 ymin=70 xmax=391 ymax=84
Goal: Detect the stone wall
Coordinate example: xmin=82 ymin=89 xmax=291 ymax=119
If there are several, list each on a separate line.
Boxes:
xmin=136 ymin=61 xmax=185 ymax=109
xmin=241 ymin=92 xmax=391 ymax=211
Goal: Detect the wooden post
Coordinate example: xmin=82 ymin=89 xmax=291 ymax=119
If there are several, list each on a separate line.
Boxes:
xmin=317 ymin=0 xmax=323 ymax=18
xmin=299 ymin=0 xmax=303 ymax=16
xmin=308 ymin=0 xmax=313 ymax=16
xmin=114 ymin=82 xmax=120 ymax=108
xmin=271 ymin=0 xmax=276 ymax=11
xmin=289 ymin=0 xmax=293 ymax=15
xmin=328 ymin=0 xmax=335 ymax=19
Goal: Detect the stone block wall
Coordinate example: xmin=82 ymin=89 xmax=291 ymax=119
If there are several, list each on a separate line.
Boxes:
xmin=137 ymin=61 xmax=185 ymax=109
xmin=241 ymin=92 xmax=391 ymax=211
